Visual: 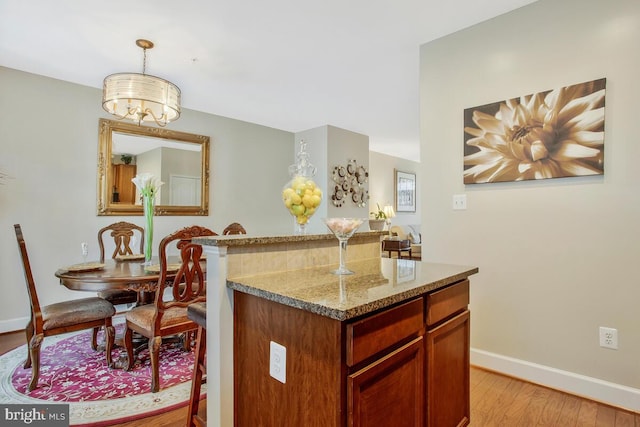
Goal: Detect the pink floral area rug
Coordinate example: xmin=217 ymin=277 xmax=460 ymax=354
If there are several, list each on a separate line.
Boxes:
xmin=0 ymin=324 xmax=205 ymax=426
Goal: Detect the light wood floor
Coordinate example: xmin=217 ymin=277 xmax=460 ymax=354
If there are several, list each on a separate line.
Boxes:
xmin=2 ymin=331 xmax=638 ymax=426
xmin=470 ymin=366 xmax=639 ymax=426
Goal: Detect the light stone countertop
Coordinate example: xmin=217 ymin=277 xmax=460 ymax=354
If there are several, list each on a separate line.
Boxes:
xmin=227 ymin=258 xmax=478 ymax=321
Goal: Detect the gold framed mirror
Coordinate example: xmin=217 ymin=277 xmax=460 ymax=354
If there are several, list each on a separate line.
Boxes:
xmin=97 ymin=118 xmax=209 ymax=216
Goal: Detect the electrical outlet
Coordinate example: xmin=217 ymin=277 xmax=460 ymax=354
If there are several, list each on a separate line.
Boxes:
xmin=599 ymin=326 xmax=618 ymax=350
xmin=453 ymin=194 xmax=467 ymax=210
xmin=269 ymin=341 xmax=286 ymax=383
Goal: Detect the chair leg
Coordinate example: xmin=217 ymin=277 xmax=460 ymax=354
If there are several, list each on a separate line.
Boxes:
xmin=182 ymin=330 xmax=194 ymax=352
xmin=23 ymin=320 xmax=34 ymax=369
xmin=91 ymin=327 xmax=100 ymax=351
xmin=149 ymin=336 xmax=162 ymax=393
xmin=187 ymin=326 xmax=206 ymax=427
xmin=28 ymin=333 xmax=43 ymax=391
xmin=123 ymin=327 xmax=135 ymax=371
xmin=105 ymin=321 xmax=115 ymax=368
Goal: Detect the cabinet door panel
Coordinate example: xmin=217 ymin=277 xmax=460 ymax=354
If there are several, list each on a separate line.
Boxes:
xmin=112 ymin=164 xmax=137 ymax=204
xmin=348 ymin=337 xmax=424 ymax=427
xmin=426 ymin=310 xmax=470 ymax=427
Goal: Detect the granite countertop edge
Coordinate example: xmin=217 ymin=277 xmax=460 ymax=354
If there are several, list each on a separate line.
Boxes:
xmin=227 ymin=266 xmax=478 ymax=321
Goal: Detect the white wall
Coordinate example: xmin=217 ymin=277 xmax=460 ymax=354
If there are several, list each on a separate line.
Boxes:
xmin=295 ymin=125 xmax=370 ymax=233
xmin=326 ymin=126 xmax=370 ymax=219
xmin=159 ymin=147 xmax=200 ymax=205
xmin=420 ymin=0 xmax=640 ymax=406
xmin=0 ymin=66 xmax=294 ymax=332
xmin=369 ymin=151 xmax=420 ymax=229
xmin=136 ymin=147 xmax=163 ymax=203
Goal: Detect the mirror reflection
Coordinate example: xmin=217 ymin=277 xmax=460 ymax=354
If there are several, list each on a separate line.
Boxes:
xmin=97 ymin=119 xmax=210 ymax=216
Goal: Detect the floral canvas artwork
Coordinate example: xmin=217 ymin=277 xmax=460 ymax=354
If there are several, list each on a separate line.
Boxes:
xmin=463 ymin=78 xmax=606 ymax=184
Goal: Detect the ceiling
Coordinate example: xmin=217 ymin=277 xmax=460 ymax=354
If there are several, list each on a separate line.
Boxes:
xmin=0 ymin=0 xmax=537 ymax=161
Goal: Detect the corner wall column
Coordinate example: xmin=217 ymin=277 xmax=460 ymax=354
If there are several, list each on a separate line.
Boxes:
xmin=204 ymin=245 xmax=234 ymax=427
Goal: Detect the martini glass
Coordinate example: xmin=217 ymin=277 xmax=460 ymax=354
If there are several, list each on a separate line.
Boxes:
xmin=323 ymin=218 xmax=364 ymax=275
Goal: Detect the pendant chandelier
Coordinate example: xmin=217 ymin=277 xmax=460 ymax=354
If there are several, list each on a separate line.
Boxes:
xmin=102 ymin=39 xmax=181 ymax=127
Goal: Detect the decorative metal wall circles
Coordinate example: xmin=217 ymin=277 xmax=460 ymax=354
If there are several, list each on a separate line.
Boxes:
xmin=331 ymin=159 xmax=369 ymax=207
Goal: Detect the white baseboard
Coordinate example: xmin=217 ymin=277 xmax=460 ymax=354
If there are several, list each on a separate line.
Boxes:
xmin=471 ymin=348 xmax=640 ymax=413
xmin=0 ymin=317 xmax=28 ymax=335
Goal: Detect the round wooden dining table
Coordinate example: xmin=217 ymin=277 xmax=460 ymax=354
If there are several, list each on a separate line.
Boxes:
xmin=56 ymin=256 xmax=204 ymax=368
xmin=55 ymin=256 xmax=198 ymax=297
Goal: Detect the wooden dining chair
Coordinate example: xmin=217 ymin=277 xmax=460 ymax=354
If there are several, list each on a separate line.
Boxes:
xmin=97 ymin=221 xmax=144 ymax=306
xmin=14 ymin=224 xmax=116 ymax=391
xmin=222 ymin=222 xmax=247 ymax=235
xmin=122 ymin=225 xmax=216 ymax=392
xmin=98 ymin=221 xmax=145 ymax=261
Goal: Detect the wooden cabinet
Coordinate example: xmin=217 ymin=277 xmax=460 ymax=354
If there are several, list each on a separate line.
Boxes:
xmin=111 ymin=164 xmax=136 ymax=204
xmin=234 ymin=279 xmax=470 ymax=427
xmin=348 ymin=337 xmax=424 ymax=427
xmin=426 ymin=311 xmax=470 ymax=427
xmin=347 ymin=298 xmax=424 ymax=426
xmin=234 ymin=291 xmax=343 ymax=427
xmin=426 ymin=279 xmax=470 ymax=427
xmin=346 ymin=298 xmax=423 ymax=367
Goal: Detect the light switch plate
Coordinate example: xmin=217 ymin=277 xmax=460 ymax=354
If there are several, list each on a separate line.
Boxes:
xmin=453 ymin=194 xmax=467 ymax=210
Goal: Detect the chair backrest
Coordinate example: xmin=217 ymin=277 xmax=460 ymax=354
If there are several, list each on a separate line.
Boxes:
xmin=223 ymin=222 xmax=247 ymax=235
xmin=152 ymin=225 xmax=217 ymax=329
xmin=98 ymin=221 xmax=144 ymax=262
xmin=14 ymin=224 xmax=42 ymax=330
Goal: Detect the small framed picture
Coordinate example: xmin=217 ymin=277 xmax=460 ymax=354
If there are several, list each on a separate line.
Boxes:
xmin=395 ymin=170 xmax=416 ymax=212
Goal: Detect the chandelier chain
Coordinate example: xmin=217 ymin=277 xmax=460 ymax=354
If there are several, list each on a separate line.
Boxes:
xmin=142 ymin=47 xmax=147 ymax=75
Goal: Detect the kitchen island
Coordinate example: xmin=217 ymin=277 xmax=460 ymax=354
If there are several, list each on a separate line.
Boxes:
xmin=197 ymin=231 xmax=478 ymax=427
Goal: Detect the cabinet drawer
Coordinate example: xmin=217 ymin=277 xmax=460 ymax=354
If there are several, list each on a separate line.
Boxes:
xmin=347 ymin=297 xmax=423 ymax=367
xmin=426 ymin=280 xmax=469 ymax=327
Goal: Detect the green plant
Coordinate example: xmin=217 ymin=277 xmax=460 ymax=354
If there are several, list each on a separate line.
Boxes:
xmin=370 ymin=203 xmax=387 ymax=220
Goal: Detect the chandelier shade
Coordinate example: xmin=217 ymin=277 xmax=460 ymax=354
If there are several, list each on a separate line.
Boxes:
xmin=102 ymin=39 xmax=181 ymax=127
xmin=102 ymin=73 xmax=181 ymax=125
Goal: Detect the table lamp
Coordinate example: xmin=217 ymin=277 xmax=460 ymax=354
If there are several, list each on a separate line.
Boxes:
xmin=383 ymin=205 xmax=396 ymax=235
